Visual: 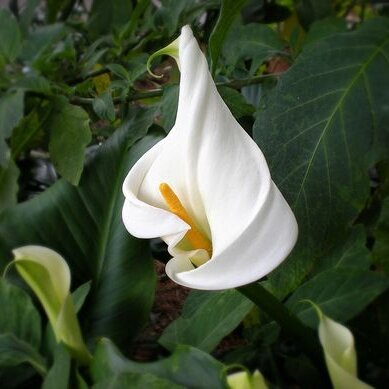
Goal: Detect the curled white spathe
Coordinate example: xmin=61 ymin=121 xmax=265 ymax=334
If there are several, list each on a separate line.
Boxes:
xmin=122 ymin=25 xmax=298 ymax=290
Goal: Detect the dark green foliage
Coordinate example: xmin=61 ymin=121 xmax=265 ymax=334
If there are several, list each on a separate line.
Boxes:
xmin=0 ymin=2 xmax=388 ymax=388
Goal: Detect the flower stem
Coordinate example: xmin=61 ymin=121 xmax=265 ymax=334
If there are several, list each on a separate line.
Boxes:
xmin=238 ymin=282 xmax=328 ymax=377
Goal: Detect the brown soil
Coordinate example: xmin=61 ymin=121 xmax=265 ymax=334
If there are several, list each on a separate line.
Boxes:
xmin=130 ymin=260 xmax=246 ymax=362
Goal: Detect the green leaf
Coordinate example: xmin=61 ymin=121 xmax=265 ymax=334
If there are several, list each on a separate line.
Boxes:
xmin=287 ymin=269 xmax=389 ymax=328
xmin=42 ymin=345 xmax=71 ymax=389
xmin=47 ymin=99 xmax=92 ymax=185
xmin=303 ymin=17 xmax=347 ymax=48
xmin=20 ymin=23 xmax=68 ymax=62
xmin=91 ymin=339 xmax=227 ymax=389
xmin=0 ymin=278 xmax=41 ymax=348
xmin=0 ymin=110 xmax=160 ymax=349
xmin=0 ymin=9 xmax=22 ymax=62
xmin=313 ymin=227 xmax=371 ymax=274
xmin=0 ymin=90 xmax=24 ymax=166
xmin=106 ymin=64 xmax=130 ymax=81
xmin=88 ymin=0 xmax=132 ymax=37
xmin=159 ymin=290 xmax=253 ymax=353
xmin=160 ymin=85 xmax=179 ymax=132
xmin=373 ymin=197 xmax=389 ymax=274
xmin=209 ymin=0 xmax=247 ymax=75
xmin=10 ymin=106 xmax=48 ymax=158
xmin=93 ymin=91 xmax=116 ymax=122
xmin=13 ymin=76 xmax=52 ymax=94
xmin=218 ymin=86 xmax=255 ymax=118
xmin=46 ymin=0 xmax=66 ymax=23
xmin=19 ymin=0 xmax=39 ymax=36
xmin=254 ymin=18 xmax=389 ymax=296
xmin=0 ymin=334 xmax=47 ymax=376
xmin=0 ymin=278 xmax=46 ymax=376
xmin=0 ymin=159 xmax=19 ymax=213
xmin=296 ymin=0 xmax=333 ymax=29
xmin=94 ymin=372 xmax=184 ymax=389
xmin=152 ymin=0 xmax=212 ymax=36
xmin=72 ymin=281 xmax=92 ymax=313
xmin=223 ymin=23 xmax=285 ymax=74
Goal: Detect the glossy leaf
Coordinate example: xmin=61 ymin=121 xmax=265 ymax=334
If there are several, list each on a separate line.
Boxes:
xmin=159 ymin=290 xmax=253 ymax=352
xmin=93 ymin=91 xmax=115 ymax=122
xmin=0 ymin=8 xmax=22 ymax=62
xmin=254 ymin=18 xmax=389 ymax=296
xmin=0 ymin=111 xmax=160 ymax=349
xmin=160 ymin=85 xmax=179 ymax=132
xmin=287 ymin=269 xmax=389 ymax=327
xmin=10 ymin=107 xmax=47 ymax=158
xmin=223 ymin=23 xmax=285 ymax=74
xmin=88 ymin=0 xmax=132 ymax=36
xmin=209 ymin=0 xmax=247 ymax=75
xmin=0 ymin=160 xmax=19 ymax=213
xmin=303 ymin=17 xmax=347 ymax=48
xmin=373 ymin=197 xmax=389 ymax=274
xmin=0 ymin=90 xmax=24 ymax=166
xmin=313 ymin=227 xmax=371 ymax=274
xmin=72 ymin=281 xmax=92 ymax=313
xmin=218 ymin=86 xmax=255 ymax=118
xmin=0 ymin=334 xmax=46 ymax=376
xmin=42 ymin=345 xmax=71 ymax=389
xmin=47 ymin=99 xmax=92 ymax=185
xmin=94 ymin=372 xmax=184 ymax=389
xmin=20 ymin=23 xmax=68 ymax=62
xmin=296 ymin=0 xmax=333 ymax=29
xmin=0 ymin=279 xmax=46 ymax=376
xmin=0 ymin=278 xmax=41 ymax=348
xmin=91 ymin=338 xmax=227 ymax=389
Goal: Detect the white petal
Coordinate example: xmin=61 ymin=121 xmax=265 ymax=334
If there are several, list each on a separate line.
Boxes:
xmin=168 ymin=183 xmax=297 ymax=290
xmin=13 ymin=245 xmax=70 ymax=302
xmin=318 ymin=314 xmax=373 ymax=389
xmin=122 ymin=138 xmax=189 ymax=240
xmin=122 ymin=26 xmax=298 ymax=290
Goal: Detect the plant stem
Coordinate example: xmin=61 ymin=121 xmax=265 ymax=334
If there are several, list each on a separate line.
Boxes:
xmin=69 ymin=73 xmax=279 ymax=105
xmin=68 ymin=67 xmax=111 ymax=85
xmin=238 ymin=282 xmax=328 ymax=376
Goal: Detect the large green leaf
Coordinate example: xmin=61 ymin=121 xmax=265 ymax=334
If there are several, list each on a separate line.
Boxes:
xmin=91 ymin=339 xmax=227 ymax=389
xmin=94 ymin=372 xmax=184 ymax=389
xmin=42 ymin=345 xmax=70 ymax=389
xmin=0 ymin=279 xmax=46 ymax=378
xmin=209 ymin=0 xmax=247 ymax=75
xmin=0 ymin=9 xmax=22 ymax=62
xmin=373 ymin=197 xmax=389 ymax=274
xmin=47 ymin=98 xmax=92 ymax=185
xmin=0 ymin=110 xmax=162 ymax=349
xmin=223 ymin=23 xmax=285 ymax=74
xmin=254 ymin=18 xmax=389 ymax=296
xmin=0 ymin=90 xmax=24 ymax=167
xmin=286 ymin=269 xmax=389 ymax=328
xmin=0 ymin=278 xmax=41 ymax=348
xmin=88 ymin=0 xmax=133 ymax=37
xmin=20 ymin=23 xmax=68 ymax=62
xmin=159 ymin=290 xmax=253 ymax=353
xmin=313 ymin=227 xmax=371 ymax=274
xmin=0 ymin=159 xmax=19 ymax=213
xmin=0 ymin=334 xmax=46 ymax=376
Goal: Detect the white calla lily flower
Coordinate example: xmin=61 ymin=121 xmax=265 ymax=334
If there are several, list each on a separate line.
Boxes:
xmin=122 ymin=25 xmax=298 ymax=290
xmin=227 ymin=369 xmax=268 ymax=389
xmin=12 ymin=245 xmax=91 ymax=364
xmin=316 ymin=308 xmax=373 ymax=389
